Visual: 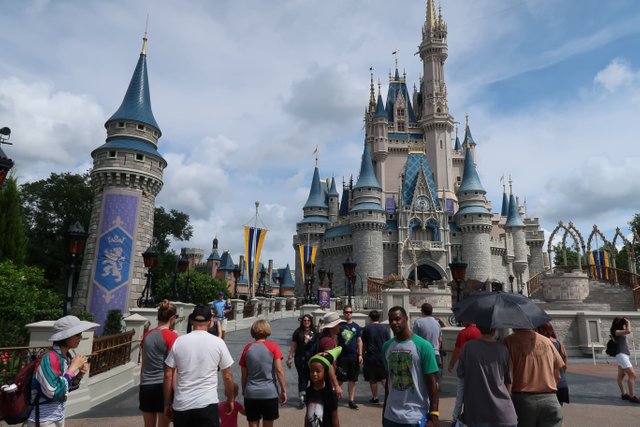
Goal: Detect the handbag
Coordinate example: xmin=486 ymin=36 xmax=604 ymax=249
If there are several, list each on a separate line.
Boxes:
xmin=605 ymin=335 xmax=617 ymax=357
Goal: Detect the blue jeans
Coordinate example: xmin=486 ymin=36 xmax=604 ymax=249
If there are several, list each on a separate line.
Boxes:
xmin=452 ymin=377 xmax=464 ymax=419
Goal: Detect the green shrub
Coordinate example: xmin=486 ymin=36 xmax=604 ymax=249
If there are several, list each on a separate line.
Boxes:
xmin=102 ymin=309 xmax=123 ymax=336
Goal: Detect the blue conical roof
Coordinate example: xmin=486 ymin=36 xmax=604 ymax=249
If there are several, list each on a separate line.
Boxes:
xmin=454 ymin=135 xmax=461 ymax=151
xmin=218 ymin=251 xmax=235 ymax=271
xmin=339 ymin=185 xmax=350 ymax=216
xmin=375 ymin=94 xmax=386 ymax=118
xmin=458 ymin=147 xmax=485 ymax=193
xmin=463 ymin=125 xmax=476 ymax=146
xmin=278 ymin=265 xmax=295 ymax=288
xmin=500 ymin=191 xmax=509 ymax=217
xmin=354 ymin=143 xmax=381 ymax=189
xmin=207 ymin=249 xmax=221 ymax=261
xmin=401 ymin=152 xmax=440 ymax=208
xmin=328 ymin=177 xmax=339 ymax=197
xmin=505 ymin=194 xmax=525 ymax=228
xmin=303 ymin=166 xmax=328 ymax=209
xmin=107 ymin=50 xmax=161 ymax=133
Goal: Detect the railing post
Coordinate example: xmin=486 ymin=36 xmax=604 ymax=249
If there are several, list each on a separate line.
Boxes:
xmin=123 ymin=313 xmax=149 ymax=371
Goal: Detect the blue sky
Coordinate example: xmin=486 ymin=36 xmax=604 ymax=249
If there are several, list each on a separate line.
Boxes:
xmin=1 ymin=0 xmax=640 ymax=268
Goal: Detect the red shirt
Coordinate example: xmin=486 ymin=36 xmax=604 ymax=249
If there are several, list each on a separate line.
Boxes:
xmin=219 ymin=401 xmax=243 ymax=427
xmin=455 ymin=324 xmax=481 ymax=349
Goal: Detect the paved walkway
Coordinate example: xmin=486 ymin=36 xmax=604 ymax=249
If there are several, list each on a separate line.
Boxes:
xmin=64 ymin=317 xmax=640 ymax=426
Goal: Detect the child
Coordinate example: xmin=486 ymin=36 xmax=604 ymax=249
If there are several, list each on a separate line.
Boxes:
xmin=219 ymin=383 xmax=245 ymax=427
xmin=304 ymin=347 xmax=341 ymax=427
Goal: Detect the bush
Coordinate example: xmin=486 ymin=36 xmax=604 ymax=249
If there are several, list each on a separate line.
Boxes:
xmin=0 ymin=261 xmax=63 ymax=347
xmin=154 ymin=270 xmax=230 ymax=305
xmin=103 ymin=309 xmax=123 ymax=336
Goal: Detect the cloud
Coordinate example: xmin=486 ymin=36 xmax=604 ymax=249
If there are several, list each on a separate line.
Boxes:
xmin=594 ymin=58 xmax=638 ymax=91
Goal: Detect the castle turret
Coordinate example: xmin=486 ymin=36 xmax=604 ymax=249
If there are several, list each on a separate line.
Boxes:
xmin=206 ymin=236 xmax=221 ymax=276
xmin=349 ymin=143 xmax=386 ymax=281
xmin=371 ymin=85 xmax=389 ymax=195
xmin=454 ymin=142 xmax=492 ymax=282
xmin=75 ymin=34 xmax=165 ymax=329
xmin=418 ymin=0 xmax=455 ymax=199
xmin=505 ymin=181 xmax=529 ymax=293
xmin=328 ymin=177 xmax=339 ymax=223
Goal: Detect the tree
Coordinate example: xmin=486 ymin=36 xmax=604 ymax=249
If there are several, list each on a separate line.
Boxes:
xmin=152 ymin=207 xmax=194 ymax=281
xmin=154 ymin=270 xmax=229 ymax=305
xmin=20 ymin=172 xmax=93 ymax=294
xmin=0 ymin=177 xmax=28 ymax=264
xmin=552 ymin=244 xmax=579 ymax=268
xmin=0 ymin=261 xmax=63 ymax=346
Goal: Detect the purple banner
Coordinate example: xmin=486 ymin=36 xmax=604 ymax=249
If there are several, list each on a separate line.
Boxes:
xmin=88 ymin=191 xmax=140 ymax=334
xmin=317 ymin=287 xmax=331 ymax=309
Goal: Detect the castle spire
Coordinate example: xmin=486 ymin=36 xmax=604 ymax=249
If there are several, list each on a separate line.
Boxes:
xmin=500 ymin=177 xmax=509 ymax=217
xmin=141 ymin=15 xmax=149 ymax=55
xmin=369 ymin=68 xmax=376 ymax=112
xmin=505 ymin=192 xmax=525 ymax=228
xmin=425 ymin=0 xmax=437 ymax=31
xmin=354 ymin=142 xmax=382 ymax=189
xmin=107 ymin=32 xmax=160 ymax=133
xmin=458 ymin=144 xmax=485 ymax=193
xmin=303 ymin=164 xmax=328 ymax=209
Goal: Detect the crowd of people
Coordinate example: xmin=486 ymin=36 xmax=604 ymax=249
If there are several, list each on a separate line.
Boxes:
xmin=29 ymin=300 xmax=637 ymax=427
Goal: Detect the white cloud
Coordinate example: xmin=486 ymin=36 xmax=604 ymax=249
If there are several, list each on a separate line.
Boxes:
xmin=594 ymin=58 xmax=638 ymax=91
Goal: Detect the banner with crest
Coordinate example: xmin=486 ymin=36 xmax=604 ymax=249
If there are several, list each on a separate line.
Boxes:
xmin=298 ymin=244 xmax=317 ymax=282
xmin=244 ymin=226 xmax=267 ymax=298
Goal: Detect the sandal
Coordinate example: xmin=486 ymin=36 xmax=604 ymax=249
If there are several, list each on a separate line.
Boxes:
xmin=622 ymin=394 xmax=631 ymax=400
xmin=630 ymin=396 xmax=640 ymax=403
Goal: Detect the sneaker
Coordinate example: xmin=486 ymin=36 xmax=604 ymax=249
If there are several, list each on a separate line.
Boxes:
xmin=630 ymin=396 xmax=640 ymax=404
xmin=622 ymin=393 xmax=631 ymax=400
xmin=348 ymin=400 xmax=359 ymax=410
xmin=369 ymin=397 xmax=379 ymax=404
xmin=297 ymin=400 xmax=305 ymax=409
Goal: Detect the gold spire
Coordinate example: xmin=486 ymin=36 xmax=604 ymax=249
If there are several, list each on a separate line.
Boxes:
xmin=426 ymin=0 xmax=436 ymax=30
xmin=141 ymin=14 xmax=149 ymax=55
xmin=378 ymin=79 xmax=381 ymax=97
xmin=508 ymin=175 xmax=513 ymax=195
xmin=455 ymin=124 xmax=458 ymax=138
xmin=465 ymin=112 xmax=469 ymax=128
xmin=369 ymin=67 xmax=376 ymax=111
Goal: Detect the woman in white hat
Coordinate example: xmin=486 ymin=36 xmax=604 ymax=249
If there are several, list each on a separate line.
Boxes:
xmin=317 ymin=312 xmax=345 ymax=400
xmin=25 ymin=315 xmax=97 ymax=426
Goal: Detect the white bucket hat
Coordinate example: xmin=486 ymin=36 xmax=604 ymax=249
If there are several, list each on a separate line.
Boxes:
xmin=319 ymin=312 xmax=345 ymax=331
xmin=49 ymin=315 xmax=99 ymax=342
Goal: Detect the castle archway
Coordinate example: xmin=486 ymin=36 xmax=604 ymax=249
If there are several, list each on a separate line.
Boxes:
xmin=402 ymin=261 xmax=446 ymax=286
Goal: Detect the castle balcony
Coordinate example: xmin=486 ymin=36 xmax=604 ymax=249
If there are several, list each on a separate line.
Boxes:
xmin=407 ymin=240 xmax=445 ymax=251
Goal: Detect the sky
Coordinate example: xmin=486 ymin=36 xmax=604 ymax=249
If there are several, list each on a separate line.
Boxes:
xmin=2 ymin=0 xmax=640 ymax=269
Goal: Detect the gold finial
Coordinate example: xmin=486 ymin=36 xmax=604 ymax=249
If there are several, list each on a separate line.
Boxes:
xmin=141 ymin=15 xmax=149 ymax=55
xmin=501 ymin=174 xmax=506 ymax=192
xmin=508 ymin=175 xmax=513 ymax=195
xmin=455 ymin=124 xmax=458 ymax=138
xmin=426 ymin=0 xmax=436 ymax=29
xmin=378 ymin=78 xmax=381 ymax=97
xmin=369 ymin=66 xmax=376 ymax=111
xmin=465 ymin=113 xmax=469 ymax=128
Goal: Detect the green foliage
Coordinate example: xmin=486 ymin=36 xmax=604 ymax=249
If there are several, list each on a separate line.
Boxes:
xmin=0 ymin=177 xmax=28 ymax=264
xmin=154 ymin=270 xmax=229 ymax=305
xmin=552 ymin=244 xmax=579 ymax=267
xmin=153 ymin=207 xmax=193 ymax=254
xmin=103 ymin=309 xmax=123 ymax=336
xmin=0 ymin=261 xmax=63 ymax=347
xmin=20 ymin=172 xmax=93 ymax=295
xmin=71 ymin=310 xmax=94 ymax=322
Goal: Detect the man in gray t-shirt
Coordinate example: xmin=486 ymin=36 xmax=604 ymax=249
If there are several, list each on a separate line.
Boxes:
xmin=412 ymin=303 xmax=442 ymax=372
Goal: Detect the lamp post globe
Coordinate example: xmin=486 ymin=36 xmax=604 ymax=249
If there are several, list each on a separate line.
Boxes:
xmin=448 ymin=258 xmax=467 ymax=304
xmin=342 ymin=256 xmax=357 ymax=307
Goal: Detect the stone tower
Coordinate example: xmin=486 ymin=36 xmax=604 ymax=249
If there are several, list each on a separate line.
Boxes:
xmin=206 ymin=237 xmax=221 ymax=276
xmin=505 ymin=186 xmax=530 ymax=293
xmin=454 ymin=144 xmax=492 ymax=281
xmin=75 ymin=34 xmax=165 ymax=329
xmin=349 ymin=143 xmax=386 ymax=279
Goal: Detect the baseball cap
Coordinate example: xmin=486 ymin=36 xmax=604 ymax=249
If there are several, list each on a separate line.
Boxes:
xmin=189 ymin=304 xmax=213 ymax=322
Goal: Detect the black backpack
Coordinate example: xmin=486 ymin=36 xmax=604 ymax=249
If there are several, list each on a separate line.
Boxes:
xmin=0 ymin=351 xmax=49 ymax=425
xmin=605 ymin=336 xmax=617 ymax=357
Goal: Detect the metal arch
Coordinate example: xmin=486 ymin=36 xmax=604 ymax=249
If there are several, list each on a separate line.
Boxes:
xmin=586 ymin=224 xmax=613 ymax=254
xmin=547 ymin=220 xmax=565 ymax=252
xmin=566 ymin=221 xmax=587 ymax=255
xmin=612 ymin=227 xmax=634 ymax=254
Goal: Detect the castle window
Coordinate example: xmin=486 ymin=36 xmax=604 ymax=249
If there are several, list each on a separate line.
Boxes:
xmin=457 ymin=176 xmax=461 ymax=182
xmin=437 ymin=108 xmax=441 ymax=113
xmin=369 ymin=211 xmax=372 ymax=214
xmin=117 ymin=121 xmax=125 ymax=128
xmin=440 ymin=140 xmax=443 ymax=149
xmin=108 ymin=151 xmax=116 ymax=158
xmin=398 ymin=121 xmax=405 ymax=132
xmin=136 ymin=153 xmax=144 ymax=161
xmin=137 ymin=124 xmax=145 ymax=131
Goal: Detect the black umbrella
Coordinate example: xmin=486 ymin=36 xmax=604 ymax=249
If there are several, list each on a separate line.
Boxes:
xmin=452 ymin=291 xmax=551 ymax=329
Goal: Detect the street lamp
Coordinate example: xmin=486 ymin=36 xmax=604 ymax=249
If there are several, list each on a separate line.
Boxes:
xmin=277 ymin=273 xmax=285 ymax=297
xmin=137 ymin=245 xmax=158 ymax=307
xmin=327 ymin=270 xmax=334 ymax=297
xmin=448 ymin=257 xmax=467 ymax=304
xmin=178 ymin=253 xmax=190 ymax=303
xmin=65 ymin=222 xmax=88 ymax=315
xmin=0 ymin=127 xmax=14 ymax=186
xmin=508 ymin=274 xmax=515 ymax=293
xmin=257 ymin=266 xmax=267 ymax=297
xmin=318 ymin=268 xmax=326 ymax=287
xmin=304 ymin=259 xmax=315 ymax=304
xmin=342 ymin=256 xmax=357 ymax=307
xmin=232 ymin=264 xmax=242 ymax=299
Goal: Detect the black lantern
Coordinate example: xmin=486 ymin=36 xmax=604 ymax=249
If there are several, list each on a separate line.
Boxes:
xmin=304 ymin=259 xmax=315 ymax=304
xmin=448 ymin=258 xmax=467 ymax=304
xmin=508 ymin=274 xmax=515 ymax=293
xmin=318 ymin=268 xmax=326 ymax=287
xmin=327 ymin=270 xmax=334 ymax=296
xmin=0 ymin=127 xmax=14 ymax=186
xmin=65 ymin=222 xmax=88 ymax=315
xmin=137 ymin=245 xmax=158 ymax=308
xmin=257 ymin=266 xmax=267 ymax=297
xmin=342 ymin=256 xmax=357 ymax=307
xmin=233 ymin=264 xmax=242 ymax=299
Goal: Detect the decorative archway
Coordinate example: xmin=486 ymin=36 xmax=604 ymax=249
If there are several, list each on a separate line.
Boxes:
xmin=612 ymin=227 xmax=637 ymax=275
xmin=547 ymin=221 xmax=584 ymax=271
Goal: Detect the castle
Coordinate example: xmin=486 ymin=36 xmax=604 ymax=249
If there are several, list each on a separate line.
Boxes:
xmin=293 ymin=1 xmax=546 ymax=299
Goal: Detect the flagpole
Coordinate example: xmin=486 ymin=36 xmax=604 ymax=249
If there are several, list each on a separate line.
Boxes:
xmin=252 ymin=201 xmax=259 ymax=299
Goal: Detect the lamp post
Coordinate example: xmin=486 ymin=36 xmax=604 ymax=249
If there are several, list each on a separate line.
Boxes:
xmin=233 ymin=264 xmax=241 ymax=299
xmin=171 ymin=259 xmax=179 ymax=301
xmin=137 ymin=245 xmax=158 ymax=307
xmin=277 ymin=274 xmax=284 ymax=297
xmin=508 ymin=274 xmax=515 ymax=293
xmin=65 ymin=222 xmax=88 ymax=315
xmin=178 ymin=253 xmax=190 ymax=303
xmin=448 ymin=258 xmax=467 ymax=304
xmin=0 ymin=127 xmax=14 ymax=186
xmin=342 ymin=256 xmax=357 ymax=307
xmin=257 ymin=266 xmax=267 ymax=297
xmin=327 ymin=270 xmax=334 ymax=297
xmin=304 ymin=260 xmax=315 ymax=304
xmin=318 ymin=268 xmax=326 ymax=287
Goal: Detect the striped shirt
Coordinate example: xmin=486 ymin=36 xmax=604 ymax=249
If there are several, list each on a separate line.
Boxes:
xmin=28 ymin=346 xmax=79 ymax=423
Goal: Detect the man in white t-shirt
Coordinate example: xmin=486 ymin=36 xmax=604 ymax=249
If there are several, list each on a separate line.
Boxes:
xmin=163 ymin=304 xmax=235 ymax=427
